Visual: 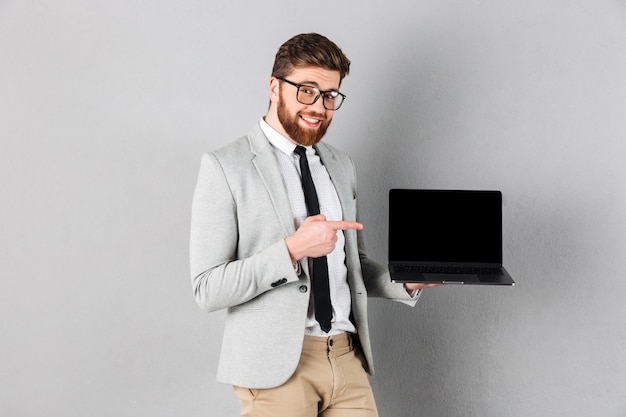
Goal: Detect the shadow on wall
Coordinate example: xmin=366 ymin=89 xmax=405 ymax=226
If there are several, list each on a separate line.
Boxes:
xmin=356 ymin=34 xmax=471 ymax=416
xmin=356 ymin=33 xmax=468 ymax=189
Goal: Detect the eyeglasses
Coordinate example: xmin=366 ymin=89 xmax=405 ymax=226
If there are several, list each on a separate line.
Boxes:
xmin=278 ymin=78 xmax=346 ymax=111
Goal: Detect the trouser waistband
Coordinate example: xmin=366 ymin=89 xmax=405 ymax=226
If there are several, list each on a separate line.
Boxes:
xmin=302 ymin=332 xmax=355 ymax=352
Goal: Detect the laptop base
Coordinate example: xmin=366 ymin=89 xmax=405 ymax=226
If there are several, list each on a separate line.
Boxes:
xmin=390 ymin=268 xmax=515 ymax=286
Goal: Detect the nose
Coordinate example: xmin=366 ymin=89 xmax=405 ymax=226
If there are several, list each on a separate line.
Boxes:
xmin=310 ymin=95 xmax=328 ymax=112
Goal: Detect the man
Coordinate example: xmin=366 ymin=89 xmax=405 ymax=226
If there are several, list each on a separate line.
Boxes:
xmin=190 ymin=33 xmax=439 ymax=417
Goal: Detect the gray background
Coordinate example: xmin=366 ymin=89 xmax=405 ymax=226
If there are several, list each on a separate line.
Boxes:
xmin=2 ymin=1 xmax=625 ymax=416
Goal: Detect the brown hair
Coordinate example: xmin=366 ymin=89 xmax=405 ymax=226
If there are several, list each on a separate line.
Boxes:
xmin=271 ymin=33 xmax=351 ymax=81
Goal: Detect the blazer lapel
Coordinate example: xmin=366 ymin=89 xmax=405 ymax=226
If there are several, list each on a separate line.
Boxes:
xmin=247 ymin=125 xmax=297 ymax=236
xmin=315 ymin=143 xmax=357 ymax=222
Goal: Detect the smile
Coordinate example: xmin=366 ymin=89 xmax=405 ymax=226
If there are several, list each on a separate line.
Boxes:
xmin=300 ymin=115 xmax=322 ymax=127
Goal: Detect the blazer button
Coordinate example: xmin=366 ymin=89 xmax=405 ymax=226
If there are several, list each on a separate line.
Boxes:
xmin=271 ymin=278 xmax=288 ymax=288
xmin=299 ymin=285 xmax=308 ymax=293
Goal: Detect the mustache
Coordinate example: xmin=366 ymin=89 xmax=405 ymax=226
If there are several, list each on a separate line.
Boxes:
xmin=299 ymin=110 xmax=327 ymax=121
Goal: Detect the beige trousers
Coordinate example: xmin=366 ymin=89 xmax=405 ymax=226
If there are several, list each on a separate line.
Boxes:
xmin=233 ymin=333 xmax=379 ymax=417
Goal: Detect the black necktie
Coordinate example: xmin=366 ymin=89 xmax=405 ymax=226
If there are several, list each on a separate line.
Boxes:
xmin=294 ymin=146 xmax=332 ymax=333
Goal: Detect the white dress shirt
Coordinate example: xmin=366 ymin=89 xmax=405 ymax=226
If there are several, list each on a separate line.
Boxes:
xmin=260 ymin=118 xmax=357 ymax=336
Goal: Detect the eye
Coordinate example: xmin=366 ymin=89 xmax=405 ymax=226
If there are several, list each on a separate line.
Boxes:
xmin=324 ymin=91 xmax=339 ymax=100
xmin=300 ymin=86 xmax=318 ymax=96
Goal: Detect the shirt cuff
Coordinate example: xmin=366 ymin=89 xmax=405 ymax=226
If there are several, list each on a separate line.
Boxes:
xmin=407 ymin=288 xmax=421 ymax=299
xmin=293 ymin=260 xmax=302 ymax=275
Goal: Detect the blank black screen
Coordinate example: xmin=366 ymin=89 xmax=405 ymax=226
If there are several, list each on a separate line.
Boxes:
xmin=389 ymin=189 xmax=502 ymax=264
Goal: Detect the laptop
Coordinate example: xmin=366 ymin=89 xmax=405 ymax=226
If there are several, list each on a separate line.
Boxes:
xmin=388 ymin=189 xmax=515 ymax=285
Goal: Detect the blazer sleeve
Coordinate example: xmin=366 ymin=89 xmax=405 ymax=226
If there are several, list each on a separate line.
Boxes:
xmin=189 ymin=152 xmax=299 ymax=312
xmin=360 ymin=255 xmax=421 ymax=306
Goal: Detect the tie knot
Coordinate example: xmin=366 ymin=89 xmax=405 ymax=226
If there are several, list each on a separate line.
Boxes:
xmin=294 ymin=146 xmax=307 ymax=158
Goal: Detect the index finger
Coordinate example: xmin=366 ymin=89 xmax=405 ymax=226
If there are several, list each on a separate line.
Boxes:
xmin=328 ymin=220 xmax=363 ymax=231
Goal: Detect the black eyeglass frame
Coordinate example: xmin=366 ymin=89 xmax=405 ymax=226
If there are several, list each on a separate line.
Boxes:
xmin=278 ymin=77 xmax=347 ymax=110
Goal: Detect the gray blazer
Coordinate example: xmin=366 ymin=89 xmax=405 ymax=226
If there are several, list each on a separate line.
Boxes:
xmin=190 ymin=123 xmax=418 ymax=389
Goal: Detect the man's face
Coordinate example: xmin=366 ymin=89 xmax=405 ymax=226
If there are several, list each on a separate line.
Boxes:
xmin=275 ymin=66 xmax=341 ymax=147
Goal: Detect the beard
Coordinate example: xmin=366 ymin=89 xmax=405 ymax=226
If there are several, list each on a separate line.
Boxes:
xmin=277 ymin=95 xmax=332 ymax=147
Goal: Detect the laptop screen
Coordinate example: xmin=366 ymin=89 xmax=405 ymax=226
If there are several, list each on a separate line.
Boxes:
xmin=389 ymin=189 xmax=503 ymax=265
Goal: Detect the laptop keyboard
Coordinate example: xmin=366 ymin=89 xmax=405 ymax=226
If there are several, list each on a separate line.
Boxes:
xmin=396 ymin=265 xmax=502 ymax=275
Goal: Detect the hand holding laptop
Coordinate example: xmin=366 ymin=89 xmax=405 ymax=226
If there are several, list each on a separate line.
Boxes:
xmin=404 ymin=282 xmax=443 ymax=290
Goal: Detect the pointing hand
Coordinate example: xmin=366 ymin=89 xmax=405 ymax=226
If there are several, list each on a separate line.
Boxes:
xmin=286 ymin=215 xmax=363 ymax=261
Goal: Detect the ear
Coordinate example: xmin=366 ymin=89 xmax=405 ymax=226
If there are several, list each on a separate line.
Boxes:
xmin=269 ymin=77 xmax=281 ymax=102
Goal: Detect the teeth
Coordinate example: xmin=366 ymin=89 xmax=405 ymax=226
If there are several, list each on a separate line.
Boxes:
xmin=301 ymin=116 xmax=320 ymax=124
